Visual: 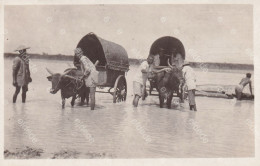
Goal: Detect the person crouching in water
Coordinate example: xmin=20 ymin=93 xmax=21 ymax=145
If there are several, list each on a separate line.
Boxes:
xmin=132 ymin=56 xmax=154 ymax=107
xmin=12 ymin=45 xmax=32 ymax=103
xmin=182 ymin=61 xmax=197 ymax=111
xmin=235 ymin=73 xmax=253 ymax=100
xmin=74 ymin=48 xmax=98 ymax=110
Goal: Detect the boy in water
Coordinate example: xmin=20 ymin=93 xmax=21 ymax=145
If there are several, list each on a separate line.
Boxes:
xmin=235 ymin=73 xmax=253 ymax=100
xmin=132 ymin=57 xmax=154 ymax=107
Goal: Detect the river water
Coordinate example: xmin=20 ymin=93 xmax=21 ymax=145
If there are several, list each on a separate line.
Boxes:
xmin=4 ymin=59 xmax=254 ymax=158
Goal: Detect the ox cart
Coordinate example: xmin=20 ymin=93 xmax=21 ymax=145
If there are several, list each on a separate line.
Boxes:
xmin=147 ymin=36 xmax=185 ymax=107
xmin=73 ymin=32 xmax=129 ymax=103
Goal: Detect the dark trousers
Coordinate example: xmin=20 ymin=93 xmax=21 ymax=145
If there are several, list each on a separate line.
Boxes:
xmin=13 ymin=85 xmax=28 ymax=103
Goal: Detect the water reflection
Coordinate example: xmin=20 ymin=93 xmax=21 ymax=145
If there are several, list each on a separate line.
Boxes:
xmin=4 ymin=59 xmax=254 ymax=158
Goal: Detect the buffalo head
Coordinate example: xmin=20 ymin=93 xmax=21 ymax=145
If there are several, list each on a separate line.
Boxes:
xmin=46 ymin=68 xmax=76 ymax=94
xmin=147 ymin=66 xmax=166 ymax=83
xmin=147 ymin=60 xmax=184 ymax=108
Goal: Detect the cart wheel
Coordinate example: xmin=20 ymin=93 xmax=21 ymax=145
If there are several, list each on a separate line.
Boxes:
xmin=113 ymin=75 xmax=127 ymax=103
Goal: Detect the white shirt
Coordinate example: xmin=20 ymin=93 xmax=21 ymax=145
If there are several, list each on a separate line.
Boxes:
xmin=134 ymin=61 xmax=149 ymax=85
xmin=182 ymin=65 xmax=196 ymax=90
xmin=80 ymin=56 xmax=98 ymax=87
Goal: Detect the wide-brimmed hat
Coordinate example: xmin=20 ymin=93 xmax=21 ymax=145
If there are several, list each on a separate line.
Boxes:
xmin=183 ymin=60 xmax=190 ymax=66
xmin=15 ymin=45 xmax=30 ymax=52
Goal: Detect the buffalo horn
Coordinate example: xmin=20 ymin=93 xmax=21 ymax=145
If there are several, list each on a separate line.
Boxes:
xmin=94 ymin=60 xmax=99 ymax=66
xmin=155 ymin=68 xmax=168 ymax=73
xmin=63 ymin=75 xmax=77 ymax=80
xmin=46 ymin=68 xmax=54 ymax=75
xmin=62 ymin=69 xmax=71 ymax=76
xmin=167 ymin=59 xmax=174 ymax=69
xmin=61 ymin=69 xmax=77 ymax=80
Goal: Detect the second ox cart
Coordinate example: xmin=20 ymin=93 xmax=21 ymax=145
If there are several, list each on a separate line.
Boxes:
xmin=147 ymin=36 xmax=186 ymax=107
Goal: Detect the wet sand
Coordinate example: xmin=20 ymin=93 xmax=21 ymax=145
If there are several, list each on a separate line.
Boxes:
xmin=4 ymin=59 xmax=254 ymax=158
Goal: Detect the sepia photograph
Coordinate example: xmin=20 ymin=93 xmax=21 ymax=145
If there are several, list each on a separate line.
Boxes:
xmin=1 ymin=1 xmax=259 ymax=165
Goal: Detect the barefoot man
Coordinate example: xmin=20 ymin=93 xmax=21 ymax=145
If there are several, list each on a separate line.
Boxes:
xmin=132 ymin=56 xmax=154 ymax=107
xmin=182 ymin=60 xmax=197 ymax=111
xmin=74 ymin=48 xmax=98 ymax=110
xmin=12 ymin=45 xmax=32 ymax=103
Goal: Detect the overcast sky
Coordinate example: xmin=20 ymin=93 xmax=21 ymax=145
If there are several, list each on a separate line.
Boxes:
xmin=4 ymin=4 xmax=253 ymax=64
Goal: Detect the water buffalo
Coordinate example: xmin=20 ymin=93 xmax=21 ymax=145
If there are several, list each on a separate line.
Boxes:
xmin=46 ymin=68 xmax=89 ymax=108
xmin=148 ymin=61 xmax=183 ymax=108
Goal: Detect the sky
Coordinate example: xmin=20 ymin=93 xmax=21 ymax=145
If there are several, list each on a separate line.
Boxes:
xmin=4 ymin=4 xmax=253 ymax=64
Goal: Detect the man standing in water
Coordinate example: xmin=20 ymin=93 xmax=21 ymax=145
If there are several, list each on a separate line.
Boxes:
xmin=74 ymin=48 xmax=98 ymax=110
xmin=182 ymin=61 xmax=197 ymax=111
xmin=132 ymin=56 xmax=154 ymax=107
xmin=235 ymin=73 xmax=253 ymax=100
xmin=12 ymin=45 xmax=32 ymax=103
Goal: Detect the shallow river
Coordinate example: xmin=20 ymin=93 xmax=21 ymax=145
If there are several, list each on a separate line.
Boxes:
xmin=4 ymin=59 xmax=254 ymax=158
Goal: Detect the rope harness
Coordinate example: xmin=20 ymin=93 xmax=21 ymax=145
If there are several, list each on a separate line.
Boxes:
xmin=65 ymin=77 xmax=84 ymax=98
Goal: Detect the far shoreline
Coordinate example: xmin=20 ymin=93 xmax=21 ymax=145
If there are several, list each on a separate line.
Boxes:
xmin=4 ymin=53 xmax=254 ymax=71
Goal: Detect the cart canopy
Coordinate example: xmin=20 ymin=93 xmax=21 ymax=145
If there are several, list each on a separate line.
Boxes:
xmin=149 ymin=36 xmax=185 ymax=59
xmin=76 ymin=32 xmax=129 ymax=72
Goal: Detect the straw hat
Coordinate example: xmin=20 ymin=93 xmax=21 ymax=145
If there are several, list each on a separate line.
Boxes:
xmin=15 ymin=45 xmax=30 ymax=52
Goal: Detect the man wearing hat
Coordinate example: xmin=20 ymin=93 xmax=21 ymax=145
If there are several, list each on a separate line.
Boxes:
xmin=74 ymin=47 xmax=98 ymax=110
xmin=12 ymin=45 xmax=32 ymax=103
xmin=182 ymin=60 xmax=197 ymax=111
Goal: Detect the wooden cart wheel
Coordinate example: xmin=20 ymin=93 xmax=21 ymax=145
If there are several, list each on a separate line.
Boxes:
xmin=113 ymin=75 xmax=127 ymax=103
